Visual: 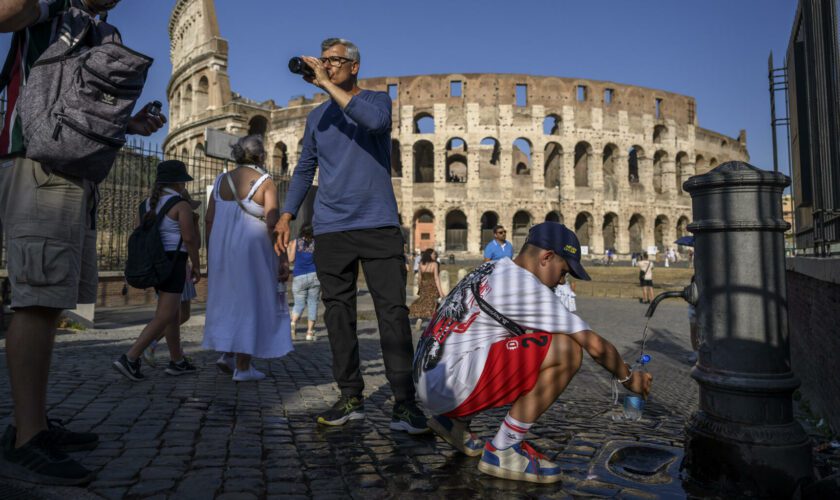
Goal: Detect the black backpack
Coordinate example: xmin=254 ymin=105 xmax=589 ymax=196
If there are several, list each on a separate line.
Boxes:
xmin=124 ymin=196 xmax=184 ymax=289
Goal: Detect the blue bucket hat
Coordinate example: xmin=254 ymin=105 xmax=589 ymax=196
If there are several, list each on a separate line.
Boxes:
xmin=524 ymin=222 xmax=591 ymax=281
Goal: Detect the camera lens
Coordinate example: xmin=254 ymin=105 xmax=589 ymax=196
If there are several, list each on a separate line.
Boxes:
xmin=288 ymin=57 xmax=314 ymax=78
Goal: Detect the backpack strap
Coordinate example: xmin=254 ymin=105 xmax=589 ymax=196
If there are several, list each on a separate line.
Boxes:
xmin=154 ymin=195 xmax=185 ymax=252
xmin=470 ymin=282 xmax=527 ymax=337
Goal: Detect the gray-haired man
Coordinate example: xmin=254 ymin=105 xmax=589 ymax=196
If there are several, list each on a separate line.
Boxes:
xmin=276 ymin=38 xmax=428 ymax=434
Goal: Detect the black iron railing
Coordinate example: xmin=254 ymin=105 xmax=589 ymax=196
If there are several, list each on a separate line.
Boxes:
xmin=1 ymin=139 xmax=290 ymax=271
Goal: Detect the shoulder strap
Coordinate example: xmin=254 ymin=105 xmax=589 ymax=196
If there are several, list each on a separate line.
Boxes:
xmin=226 ymin=173 xmax=265 ymax=221
xmin=470 ymin=282 xmax=526 ymax=337
xmin=155 ymin=195 xmax=184 ymax=252
xmin=155 ymin=195 xmax=183 ymax=225
xmin=246 ymin=173 xmax=271 ymax=202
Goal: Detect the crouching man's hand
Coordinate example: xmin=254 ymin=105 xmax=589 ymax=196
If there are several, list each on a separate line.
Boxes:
xmin=622 ymin=371 xmax=653 ymax=399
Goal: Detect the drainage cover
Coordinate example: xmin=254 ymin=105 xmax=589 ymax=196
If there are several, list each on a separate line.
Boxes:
xmin=608 ymin=445 xmax=677 ymax=482
xmin=588 ymin=440 xmax=687 ymax=497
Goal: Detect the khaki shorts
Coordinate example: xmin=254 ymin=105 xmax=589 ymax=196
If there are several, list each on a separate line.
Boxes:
xmin=0 ymin=157 xmax=98 ymax=310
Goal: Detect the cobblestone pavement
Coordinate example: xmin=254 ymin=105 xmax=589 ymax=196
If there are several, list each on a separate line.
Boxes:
xmin=0 ymin=296 xmax=743 ymax=498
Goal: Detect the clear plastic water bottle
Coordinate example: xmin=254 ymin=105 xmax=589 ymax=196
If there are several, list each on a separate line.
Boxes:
xmin=621 ymin=354 xmax=650 ymax=421
xmin=623 ymin=395 xmax=645 ymax=421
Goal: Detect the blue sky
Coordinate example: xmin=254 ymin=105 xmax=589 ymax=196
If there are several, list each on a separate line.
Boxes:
xmin=2 ymin=0 xmax=798 ymax=175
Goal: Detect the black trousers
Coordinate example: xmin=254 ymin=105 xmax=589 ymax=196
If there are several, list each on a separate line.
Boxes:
xmin=313 ymin=226 xmax=416 ymax=403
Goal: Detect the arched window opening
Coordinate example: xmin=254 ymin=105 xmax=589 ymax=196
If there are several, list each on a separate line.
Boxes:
xmin=629 ymin=214 xmax=645 ymax=254
xmin=695 ymin=154 xmax=707 ymax=175
xmin=545 ymin=211 xmax=562 ymax=223
xmin=513 ymin=138 xmax=532 ymax=176
xmin=193 ymin=143 xmax=205 ymax=159
xmin=391 ymin=140 xmax=402 ymax=178
xmin=248 ymin=116 xmax=268 ymax=139
xmin=195 ymin=76 xmax=209 ymax=114
xmin=446 ymin=138 xmax=467 ymax=183
xmin=180 ymin=147 xmax=189 ymax=160
xmin=653 ymin=124 xmax=667 ymax=144
xmin=543 ymin=114 xmax=562 ymax=135
xmin=479 ymin=137 xmax=501 ymax=180
xmin=574 ymin=142 xmax=591 ymax=187
xmin=544 ymin=142 xmax=562 ymax=188
xmin=445 ymin=210 xmax=468 ymax=251
xmin=413 ymin=113 xmax=435 ymax=134
xmin=272 ymin=142 xmax=289 ymax=176
xmin=182 ymin=85 xmax=193 ymax=120
xmin=413 ymin=140 xmax=434 ymax=183
xmin=602 ymin=213 xmax=619 ymax=253
xmin=628 ymin=146 xmax=643 ymax=184
xmin=512 ymin=211 xmax=532 ymax=250
xmin=603 ymin=144 xmax=619 ymax=201
xmin=574 ymin=212 xmax=593 ymax=248
xmin=413 ymin=209 xmax=435 ymax=251
xmin=709 ymin=157 xmax=718 ymax=169
xmin=480 ymin=211 xmax=500 ymax=249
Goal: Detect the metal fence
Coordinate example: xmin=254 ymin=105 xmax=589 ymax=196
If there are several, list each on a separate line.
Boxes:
xmin=2 ymin=140 xmax=291 ymax=272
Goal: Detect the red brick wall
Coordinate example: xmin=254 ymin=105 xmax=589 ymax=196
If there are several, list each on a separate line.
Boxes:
xmin=787 ymin=270 xmax=840 ymax=434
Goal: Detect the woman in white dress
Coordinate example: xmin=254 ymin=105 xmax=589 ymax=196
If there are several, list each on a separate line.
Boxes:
xmin=203 ymin=135 xmax=293 ymax=381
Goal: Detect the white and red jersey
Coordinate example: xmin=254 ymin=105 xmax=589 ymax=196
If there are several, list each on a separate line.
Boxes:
xmin=413 ymin=258 xmax=590 ymax=415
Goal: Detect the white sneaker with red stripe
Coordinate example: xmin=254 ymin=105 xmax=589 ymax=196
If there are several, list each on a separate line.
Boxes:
xmin=477 ymin=441 xmax=562 ymax=484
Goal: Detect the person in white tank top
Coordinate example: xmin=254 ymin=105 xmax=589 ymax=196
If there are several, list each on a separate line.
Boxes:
xmin=113 ymin=160 xmax=202 ymax=381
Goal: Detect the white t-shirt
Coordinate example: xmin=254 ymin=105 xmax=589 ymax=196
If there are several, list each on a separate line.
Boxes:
xmin=638 ymin=260 xmax=654 ymax=280
xmin=414 ymin=258 xmax=590 ymax=415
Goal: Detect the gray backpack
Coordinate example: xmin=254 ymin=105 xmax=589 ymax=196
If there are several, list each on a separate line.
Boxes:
xmin=18 ymin=7 xmax=153 ymax=183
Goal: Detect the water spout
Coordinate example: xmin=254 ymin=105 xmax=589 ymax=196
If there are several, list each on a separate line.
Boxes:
xmin=644 ymin=281 xmax=698 ymax=318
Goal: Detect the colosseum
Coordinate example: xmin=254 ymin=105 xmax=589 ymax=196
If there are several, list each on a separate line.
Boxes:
xmin=165 ymin=0 xmax=749 ymax=258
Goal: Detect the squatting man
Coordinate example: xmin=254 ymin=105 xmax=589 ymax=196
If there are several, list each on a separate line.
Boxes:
xmin=415 ymin=222 xmax=653 ymax=484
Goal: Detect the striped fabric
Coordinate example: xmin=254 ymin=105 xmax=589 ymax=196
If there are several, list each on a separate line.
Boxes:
xmin=0 ymin=0 xmax=70 ymax=157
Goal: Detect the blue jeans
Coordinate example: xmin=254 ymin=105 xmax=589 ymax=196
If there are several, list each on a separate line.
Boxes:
xmin=292 ymin=272 xmax=321 ymax=320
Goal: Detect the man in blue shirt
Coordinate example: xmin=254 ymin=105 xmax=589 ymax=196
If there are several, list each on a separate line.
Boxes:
xmin=276 ymin=38 xmax=428 ymax=434
xmin=484 ymin=225 xmax=514 ymax=261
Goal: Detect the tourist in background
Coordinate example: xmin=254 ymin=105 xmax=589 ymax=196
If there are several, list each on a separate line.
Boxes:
xmin=484 ymin=225 xmax=513 ymax=262
xmin=143 ymin=191 xmax=202 ymax=366
xmin=637 ymin=252 xmax=655 ymax=304
xmin=289 ymin=225 xmax=321 ymax=341
xmin=409 ymin=249 xmax=444 ymax=331
xmin=202 ymin=135 xmax=293 ymax=382
xmin=113 ymin=161 xmax=201 ymax=381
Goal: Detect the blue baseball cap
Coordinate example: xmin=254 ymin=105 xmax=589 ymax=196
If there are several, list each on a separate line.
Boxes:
xmin=524 ymin=222 xmax=591 ymax=281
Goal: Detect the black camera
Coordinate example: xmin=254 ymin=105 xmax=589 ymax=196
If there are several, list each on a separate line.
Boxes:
xmin=288 ymin=57 xmax=314 ymax=78
xmin=147 ymin=100 xmax=162 ymax=117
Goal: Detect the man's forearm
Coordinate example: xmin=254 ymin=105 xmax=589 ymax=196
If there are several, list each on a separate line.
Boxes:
xmin=574 ymin=330 xmax=631 ymax=380
xmin=0 ymin=0 xmax=40 ymax=32
xmin=320 ymin=80 xmax=354 ymax=109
